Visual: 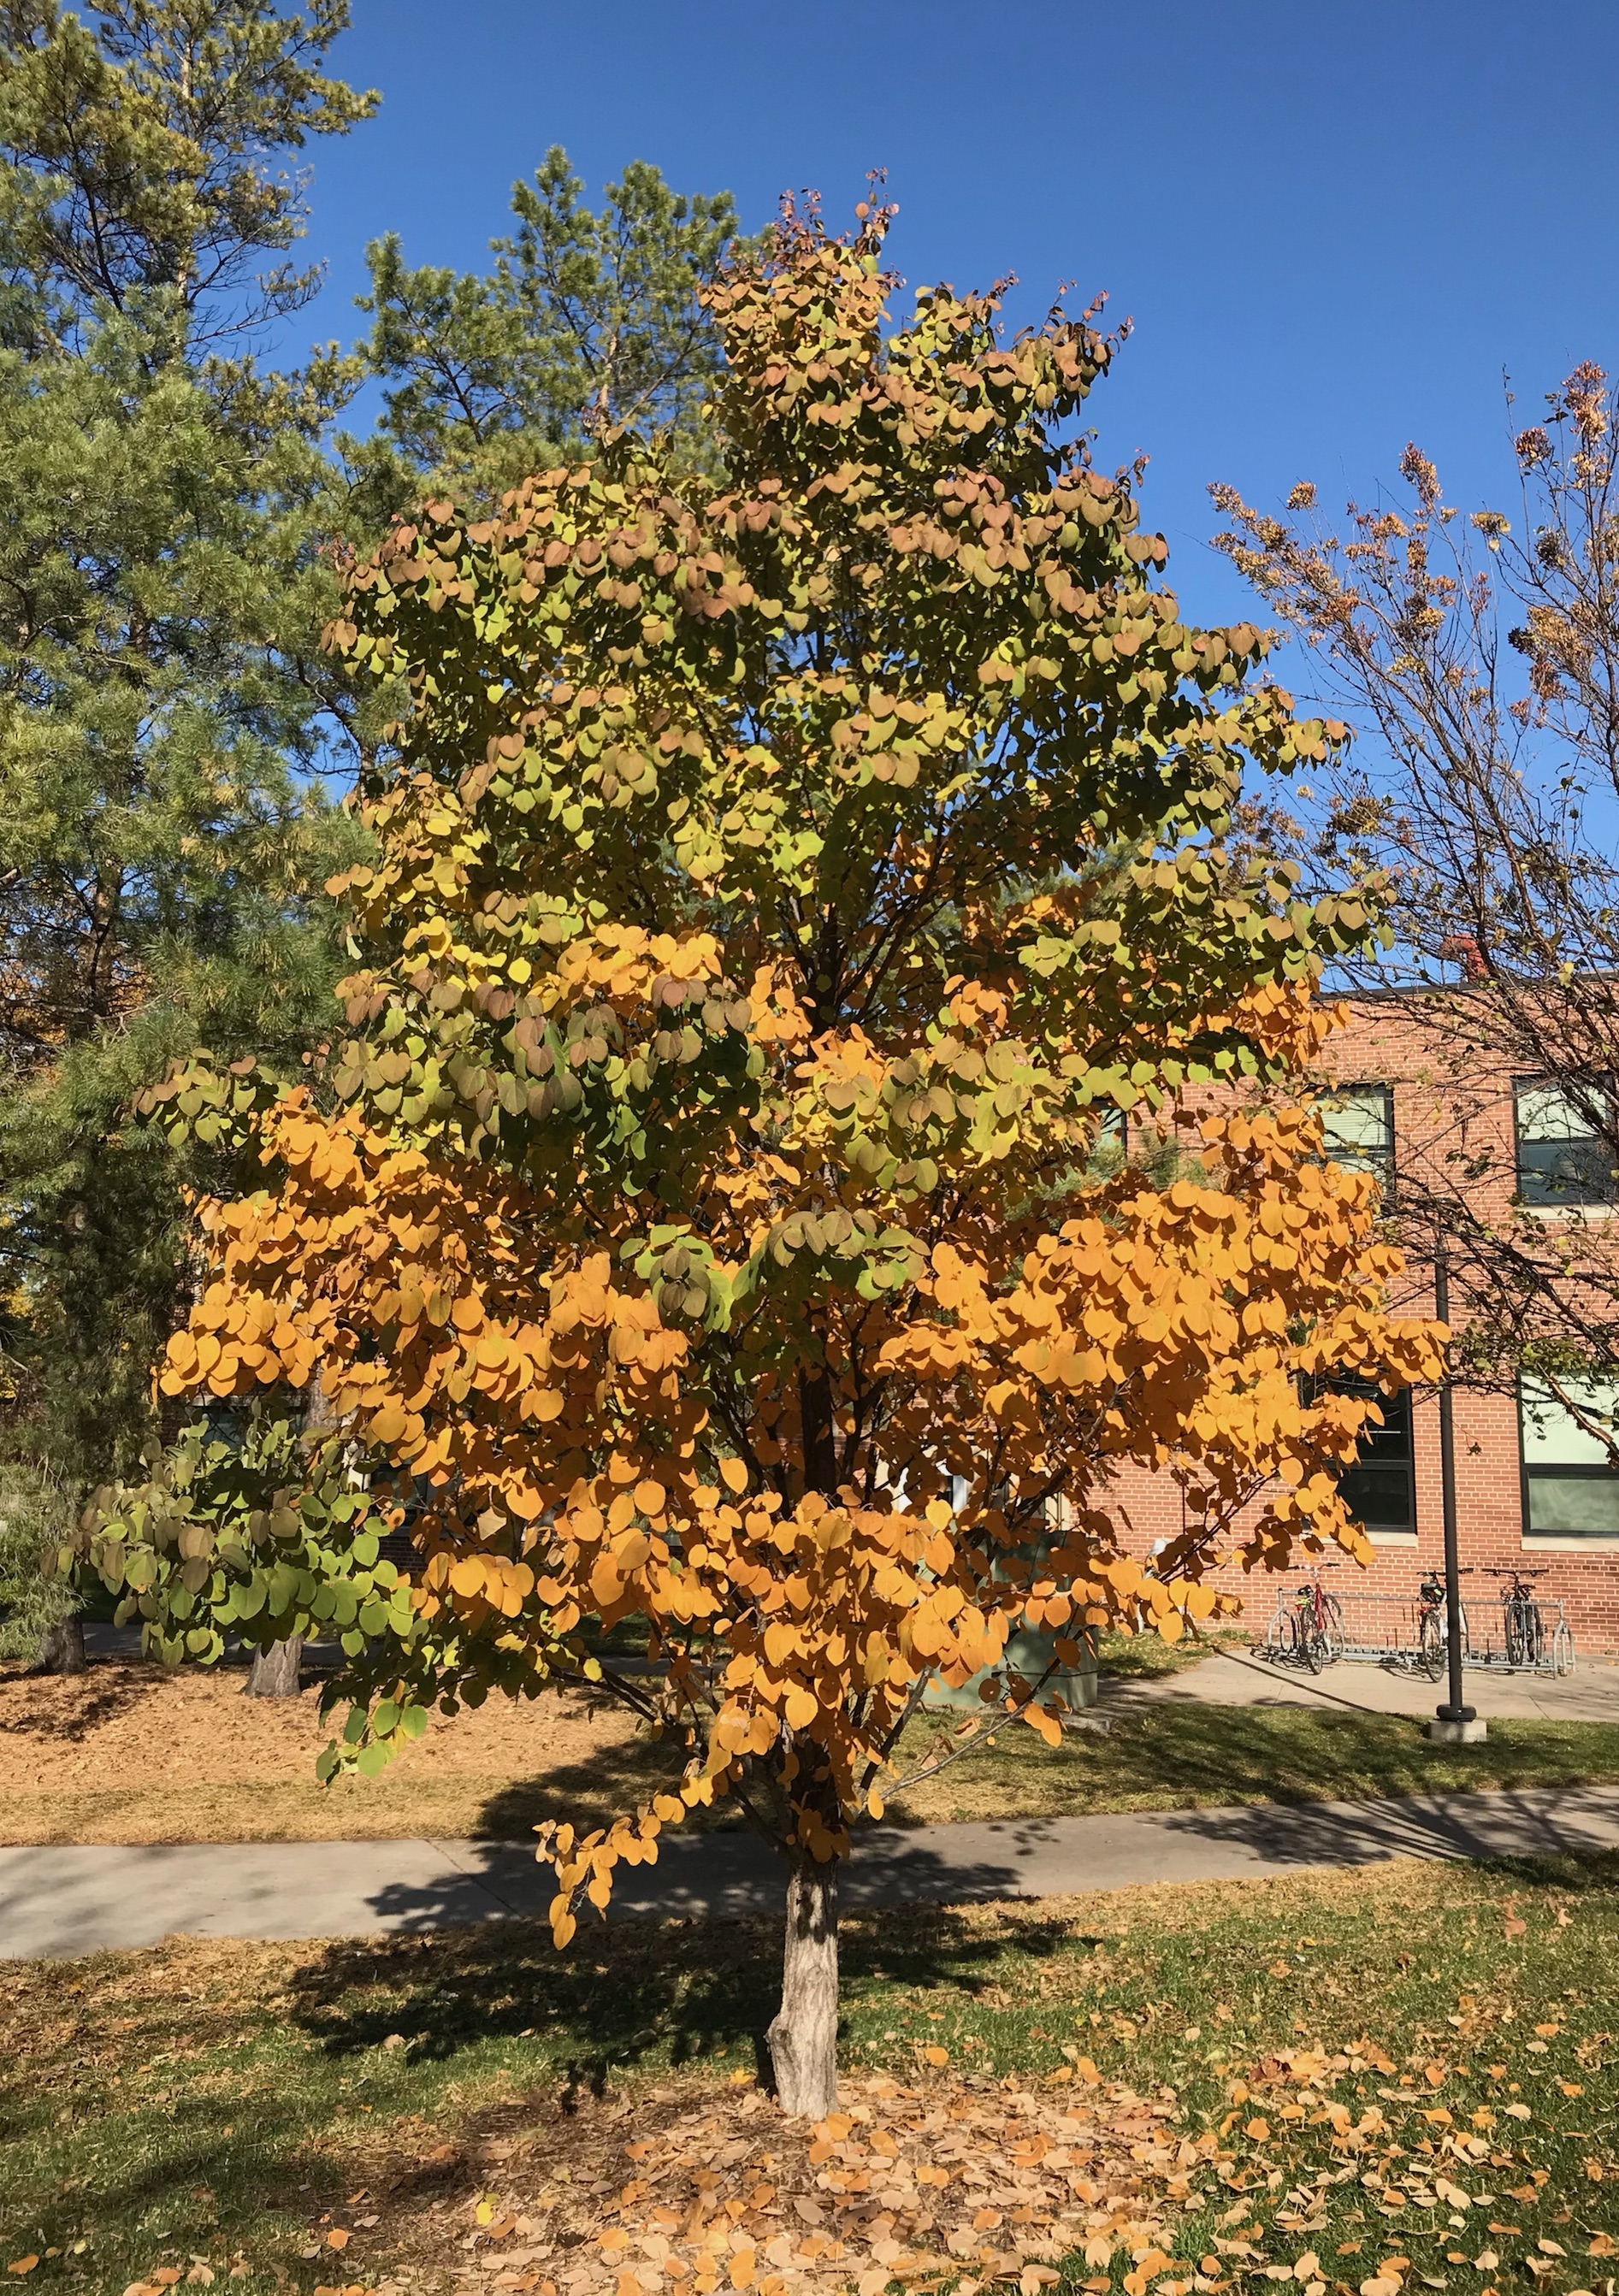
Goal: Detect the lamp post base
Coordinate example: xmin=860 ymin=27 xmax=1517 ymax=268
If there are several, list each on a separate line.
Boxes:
xmin=1429 ymin=1714 xmax=1487 ymax=1744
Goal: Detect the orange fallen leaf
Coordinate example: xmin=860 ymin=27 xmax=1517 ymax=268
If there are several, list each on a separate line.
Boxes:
xmin=922 ymin=2045 xmax=949 ymax=2067
xmin=324 ymin=2230 xmax=351 ymax=2252
xmin=6 ymin=2264 xmax=38 ymax=2279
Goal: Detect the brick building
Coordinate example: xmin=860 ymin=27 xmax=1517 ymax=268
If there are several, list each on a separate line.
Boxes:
xmin=1107 ymin=990 xmax=1619 ymax=1657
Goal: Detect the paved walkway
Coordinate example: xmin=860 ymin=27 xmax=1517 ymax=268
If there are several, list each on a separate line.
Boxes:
xmin=1102 ymin=1648 xmax=1619 ymax=1722
xmin=5 ymin=1783 xmax=1618 ymax=1963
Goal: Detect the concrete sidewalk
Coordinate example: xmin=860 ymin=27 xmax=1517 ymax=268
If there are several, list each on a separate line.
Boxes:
xmin=1102 ymin=1648 xmax=1619 ymax=1722
xmin=5 ymin=1783 xmax=1618 ymax=1963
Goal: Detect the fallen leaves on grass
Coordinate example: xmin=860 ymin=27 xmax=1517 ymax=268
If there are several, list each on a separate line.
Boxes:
xmin=458 ymin=2074 xmax=1208 ymax=2296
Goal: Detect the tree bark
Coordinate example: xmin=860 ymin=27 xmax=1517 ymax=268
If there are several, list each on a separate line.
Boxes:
xmin=245 ymin=1636 xmax=303 ymax=1697
xmin=766 ymin=1848 xmax=840 ymax=2117
xmin=38 ymin=1616 xmax=86 ymax=1674
xmin=798 ymin=1365 xmax=837 ymax=1497
xmin=245 ymin=1365 xmax=328 ymax=1700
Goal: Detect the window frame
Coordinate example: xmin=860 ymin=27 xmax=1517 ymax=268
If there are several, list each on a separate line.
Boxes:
xmin=1306 ymin=1372 xmax=1418 ymax=1539
xmin=1315 ymin=1081 xmax=1397 ymax=1201
xmin=1512 ymin=1075 xmax=1619 ymax=1211
xmin=1518 ymin=1373 xmax=1619 ymax=1543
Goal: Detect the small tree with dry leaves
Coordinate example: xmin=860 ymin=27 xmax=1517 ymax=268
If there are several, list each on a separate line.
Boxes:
xmin=1213 ymin=364 xmax=1619 ymax=1437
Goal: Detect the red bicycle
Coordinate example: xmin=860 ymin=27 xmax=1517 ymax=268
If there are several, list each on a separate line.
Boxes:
xmin=1285 ymin=1565 xmax=1344 ymax=1674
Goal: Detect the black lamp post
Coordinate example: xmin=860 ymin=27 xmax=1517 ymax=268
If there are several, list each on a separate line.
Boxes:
xmin=1431 ymin=1242 xmax=1482 ymax=1740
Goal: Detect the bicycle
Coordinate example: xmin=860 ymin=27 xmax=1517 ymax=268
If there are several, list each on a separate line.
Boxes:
xmin=1490 ymin=1567 xmax=1548 ymax=1670
xmin=1414 ymin=1567 xmax=1471 ymax=1680
xmin=1285 ymin=1565 xmax=1344 ymax=1674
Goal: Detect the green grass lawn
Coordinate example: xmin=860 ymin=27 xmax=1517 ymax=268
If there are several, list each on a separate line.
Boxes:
xmin=3 ymin=1853 xmax=1616 ymax=2296
xmin=476 ymin=1707 xmax=1619 ymax=1835
xmin=880 ymin=1709 xmax=1619 ymax=1826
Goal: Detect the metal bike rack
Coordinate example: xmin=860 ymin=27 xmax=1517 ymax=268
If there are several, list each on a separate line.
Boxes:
xmin=1260 ymin=1585 xmax=1576 ymax=1677
xmin=1467 ymin=1596 xmax=1576 ymax=1677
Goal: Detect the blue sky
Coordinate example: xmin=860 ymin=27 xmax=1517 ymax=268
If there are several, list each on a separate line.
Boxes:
xmin=297 ymin=0 xmax=1619 ymax=636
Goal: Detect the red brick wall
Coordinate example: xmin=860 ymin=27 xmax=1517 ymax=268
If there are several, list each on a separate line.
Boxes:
xmin=1102 ymin=994 xmax=1619 ymax=1658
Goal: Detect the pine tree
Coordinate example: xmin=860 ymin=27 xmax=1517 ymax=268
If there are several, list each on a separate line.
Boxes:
xmin=0 ymin=2 xmax=379 ymax=1498
xmin=353 ymin=147 xmax=743 ymax=511
xmin=0 ymin=9 xmax=745 ymax=1519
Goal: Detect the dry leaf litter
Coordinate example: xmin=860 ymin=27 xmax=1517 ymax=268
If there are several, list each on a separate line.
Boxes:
xmin=422 ymin=2072 xmax=1205 ymax=2296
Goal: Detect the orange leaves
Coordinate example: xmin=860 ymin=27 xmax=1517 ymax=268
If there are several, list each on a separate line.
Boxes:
xmin=145 ymin=197 xmax=1449 ymax=1995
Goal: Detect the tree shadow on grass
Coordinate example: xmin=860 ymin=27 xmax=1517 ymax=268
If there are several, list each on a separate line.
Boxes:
xmin=281 ymin=1897 xmax=1098 ymax=2095
xmin=0 ymin=1655 xmax=154 ymax=1742
xmin=919 ymin=1702 xmax=1619 ymax=1822
xmin=470 ymin=1730 xmax=724 ymax=1841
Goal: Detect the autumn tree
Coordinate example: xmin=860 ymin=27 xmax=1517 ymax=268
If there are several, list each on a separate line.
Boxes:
xmin=1213 ymin=366 xmax=1619 ymax=1441
xmin=86 ymin=197 xmax=1440 ymax=2113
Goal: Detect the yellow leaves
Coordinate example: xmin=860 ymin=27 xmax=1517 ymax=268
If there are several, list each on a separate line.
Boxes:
xmin=369 ymin=1401 xmax=408 ymax=1445
xmin=763 ymin=1618 xmax=799 ymax=1667
xmin=590 ymin=1554 xmax=627 ymax=1608
xmin=783 ymin=1686 xmax=819 ymax=1730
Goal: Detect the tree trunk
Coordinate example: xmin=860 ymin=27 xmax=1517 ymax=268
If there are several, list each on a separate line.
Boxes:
xmin=245 ymin=1636 xmax=303 ymax=1697
xmin=766 ymin=1849 xmax=840 ymax=2117
xmin=38 ymin=1616 xmax=86 ymax=1675
xmin=798 ymin=1366 xmax=838 ymax=1496
xmin=245 ymin=1366 xmax=328 ymax=1701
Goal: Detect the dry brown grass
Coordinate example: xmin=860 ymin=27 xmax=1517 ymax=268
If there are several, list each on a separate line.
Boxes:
xmin=6 ymin=1655 xmax=1619 ymax=1846
xmin=0 ymin=1659 xmax=676 ymax=1844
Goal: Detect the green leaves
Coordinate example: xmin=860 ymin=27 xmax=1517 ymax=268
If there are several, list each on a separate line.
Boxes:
xmin=78 ymin=1408 xmax=415 ymax=1670
xmin=357 ymin=147 xmax=747 ymax=508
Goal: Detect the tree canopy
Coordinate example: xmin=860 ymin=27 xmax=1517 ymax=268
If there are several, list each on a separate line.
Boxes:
xmin=355 ymin=147 xmax=743 ymax=509
xmin=90 ymin=195 xmax=1442 ymax=2110
xmin=0 ymin=0 xmax=375 ymax=1481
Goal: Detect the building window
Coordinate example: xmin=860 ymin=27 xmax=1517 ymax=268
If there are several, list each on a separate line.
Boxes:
xmin=1090 ymin=1103 xmax=1126 ymax=1176
xmin=1520 ymin=1376 xmax=1619 ymax=1537
xmin=1318 ymin=1084 xmax=1395 ymax=1195
xmin=1515 ymin=1081 xmax=1617 ymax=1207
xmin=1336 ymin=1379 xmax=1416 ymax=1535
